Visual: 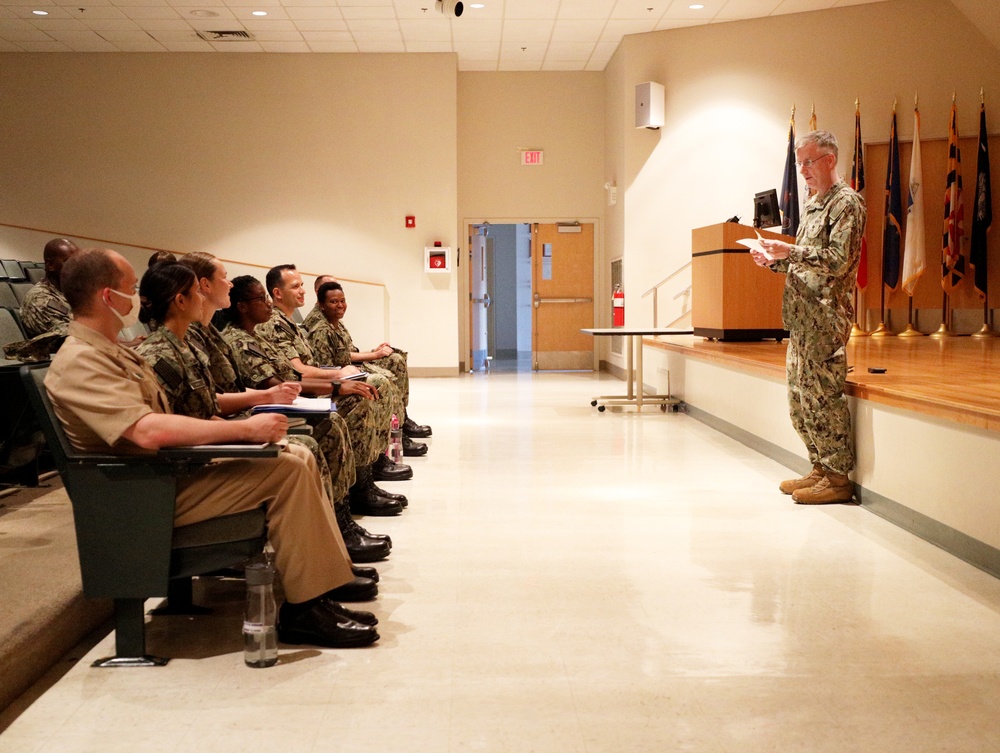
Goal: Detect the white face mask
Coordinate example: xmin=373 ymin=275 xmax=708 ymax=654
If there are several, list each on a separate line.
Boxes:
xmin=107 ymin=287 xmax=140 ymax=330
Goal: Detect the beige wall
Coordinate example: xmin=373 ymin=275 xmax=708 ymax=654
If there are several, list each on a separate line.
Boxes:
xmin=0 ymin=52 xmax=459 ymax=371
xmin=456 ymin=71 xmax=605 ymax=369
xmin=602 ymin=0 xmax=1000 ymax=367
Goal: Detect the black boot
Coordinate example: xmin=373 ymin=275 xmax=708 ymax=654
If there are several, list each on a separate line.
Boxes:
xmin=402 ymin=434 xmax=428 ymax=457
xmin=336 ymin=501 xmax=392 ymax=561
xmin=403 ymin=416 xmax=432 ymax=438
xmin=340 ymin=498 xmax=393 ymax=548
xmin=373 ymin=452 xmax=413 ymax=481
xmin=371 ymin=475 xmax=408 ymax=508
xmin=349 ymin=465 xmax=403 ymax=516
xmin=351 ymin=564 xmax=379 ymax=583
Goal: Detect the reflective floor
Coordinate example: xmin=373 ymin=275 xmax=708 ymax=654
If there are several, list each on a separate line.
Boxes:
xmin=3 ymin=371 xmax=1000 ymax=752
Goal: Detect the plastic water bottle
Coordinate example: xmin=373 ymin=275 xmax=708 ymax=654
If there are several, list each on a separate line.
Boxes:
xmin=389 ymin=413 xmax=403 ymax=465
xmin=243 ymin=562 xmax=278 ymax=668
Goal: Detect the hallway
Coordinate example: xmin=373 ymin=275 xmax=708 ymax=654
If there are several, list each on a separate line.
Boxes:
xmin=3 ymin=370 xmax=1000 ymax=752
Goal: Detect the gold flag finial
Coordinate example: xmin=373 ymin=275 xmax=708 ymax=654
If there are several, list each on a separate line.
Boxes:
xmin=952 ymin=91 xmax=956 ymax=103
xmin=914 ymin=92 xmax=918 ymax=109
xmin=892 ymin=98 xmax=897 ymax=113
xmin=855 ymin=96 xmax=860 ymax=111
xmin=982 ymin=87 xmax=985 ymax=104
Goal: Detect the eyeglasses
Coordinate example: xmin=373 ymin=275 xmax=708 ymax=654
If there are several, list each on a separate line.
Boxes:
xmin=240 ymin=294 xmax=268 ymax=304
xmin=796 ymin=153 xmax=831 ymax=168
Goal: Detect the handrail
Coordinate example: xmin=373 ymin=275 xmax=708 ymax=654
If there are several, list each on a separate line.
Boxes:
xmin=0 ymin=221 xmax=385 ymax=289
xmin=640 ymin=261 xmax=691 ymax=299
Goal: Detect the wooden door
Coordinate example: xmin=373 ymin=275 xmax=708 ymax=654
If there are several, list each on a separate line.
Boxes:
xmin=531 ymin=222 xmax=595 ymax=370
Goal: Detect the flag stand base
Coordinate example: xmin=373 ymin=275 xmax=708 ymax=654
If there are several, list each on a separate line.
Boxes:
xmin=929 ymin=323 xmax=959 ymax=339
xmin=870 ymin=322 xmax=895 ymax=338
xmin=970 ymin=324 xmax=998 ymax=339
xmin=849 ymin=323 xmax=869 ymax=338
xmin=897 ymin=324 xmax=925 ymax=338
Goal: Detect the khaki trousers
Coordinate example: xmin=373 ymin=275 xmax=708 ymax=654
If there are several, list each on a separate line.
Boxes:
xmin=174 ymin=442 xmax=353 ymax=603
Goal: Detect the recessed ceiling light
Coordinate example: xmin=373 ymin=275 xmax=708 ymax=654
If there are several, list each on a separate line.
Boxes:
xmin=689 ymin=3 xmax=705 ymax=8
xmin=32 ymin=9 xmax=48 ymax=15
xmin=470 ymin=3 xmax=485 ymax=7
xmin=252 ymin=10 xmax=267 ymax=16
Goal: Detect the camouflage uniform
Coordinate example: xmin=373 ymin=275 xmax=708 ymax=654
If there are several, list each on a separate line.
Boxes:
xmin=225 ymin=317 xmax=393 ymax=468
xmin=771 ymin=180 xmax=867 ymax=475
xmin=20 ymin=278 xmax=71 ymax=338
xmin=301 ymin=304 xmax=324 ymax=333
xmin=189 ymin=320 xmax=356 ymax=501
xmin=307 ymin=316 xmax=410 ymax=418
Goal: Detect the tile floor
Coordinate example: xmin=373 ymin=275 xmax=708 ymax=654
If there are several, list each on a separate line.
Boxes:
xmin=3 ymin=371 xmax=1000 ymax=752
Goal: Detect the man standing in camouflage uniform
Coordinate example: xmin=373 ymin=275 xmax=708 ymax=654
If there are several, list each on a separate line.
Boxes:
xmin=20 ymin=238 xmax=79 ymax=337
xmin=752 ymin=130 xmax=867 ymax=505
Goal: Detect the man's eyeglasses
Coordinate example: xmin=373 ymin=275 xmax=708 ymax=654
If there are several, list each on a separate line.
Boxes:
xmin=796 ymin=153 xmax=831 ymax=168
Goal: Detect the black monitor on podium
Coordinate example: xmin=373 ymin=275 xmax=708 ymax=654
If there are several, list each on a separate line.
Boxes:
xmin=753 ymin=189 xmax=781 ymax=229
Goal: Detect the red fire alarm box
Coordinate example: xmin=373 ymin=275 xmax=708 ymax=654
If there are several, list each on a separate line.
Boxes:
xmin=405 ymin=216 xmax=415 ymax=228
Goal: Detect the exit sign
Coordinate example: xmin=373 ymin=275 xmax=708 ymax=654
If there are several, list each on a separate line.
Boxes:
xmin=521 ymin=150 xmax=544 ymax=166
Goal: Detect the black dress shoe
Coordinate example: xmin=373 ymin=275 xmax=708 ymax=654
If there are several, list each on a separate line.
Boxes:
xmin=323 ymin=599 xmax=378 ymax=626
xmin=325 ymin=576 xmax=378 ymax=602
xmin=278 ymin=600 xmax=379 ymax=648
xmin=402 ymin=435 xmax=428 ymax=457
xmin=403 ymin=416 xmax=432 ymax=438
xmin=351 ymin=564 xmax=379 ymax=583
xmin=374 ymin=484 xmax=408 ymax=508
xmin=350 ymin=485 xmax=403 ymax=516
xmin=340 ymin=503 xmax=393 ymax=547
xmin=336 ymin=502 xmax=392 ymax=562
xmin=372 ymin=454 xmax=413 ymax=481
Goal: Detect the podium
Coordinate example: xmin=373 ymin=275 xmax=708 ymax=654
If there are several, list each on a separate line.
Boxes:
xmin=691 ymin=222 xmax=790 ymax=341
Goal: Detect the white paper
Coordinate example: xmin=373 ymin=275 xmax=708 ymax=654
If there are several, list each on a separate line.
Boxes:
xmin=736 ymin=231 xmax=775 ymax=261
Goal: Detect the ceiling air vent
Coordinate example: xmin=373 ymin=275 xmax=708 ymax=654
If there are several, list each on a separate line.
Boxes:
xmin=196 ymin=30 xmax=256 ymax=41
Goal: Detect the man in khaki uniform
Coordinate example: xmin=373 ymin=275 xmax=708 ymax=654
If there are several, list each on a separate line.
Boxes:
xmin=752 ymin=130 xmax=867 ymax=505
xmin=45 ymin=248 xmax=379 ymax=648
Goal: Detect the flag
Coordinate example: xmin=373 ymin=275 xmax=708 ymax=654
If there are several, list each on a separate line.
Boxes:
xmin=942 ymin=101 xmax=966 ymax=293
xmin=971 ymin=101 xmax=993 ymax=300
xmin=851 ymin=103 xmax=868 ymax=289
xmin=809 ymin=105 xmax=817 ymax=131
xmin=780 ymin=114 xmax=799 ymax=236
xmin=902 ymin=106 xmax=926 ymax=295
xmin=882 ymin=108 xmax=902 ymax=289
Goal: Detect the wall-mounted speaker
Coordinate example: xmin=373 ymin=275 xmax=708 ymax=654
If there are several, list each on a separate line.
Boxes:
xmin=635 ymin=82 xmax=665 ymax=130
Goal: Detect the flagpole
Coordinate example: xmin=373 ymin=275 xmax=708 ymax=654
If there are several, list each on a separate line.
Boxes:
xmin=850 ymin=96 xmax=870 ymax=338
xmin=898 ymin=297 xmax=924 ymax=337
xmin=870 ymin=284 xmax=893 ymax=336
xmin=929 ymin=290 xmax=957 ymax=338
xmin=970 ymin=300 xmax=996 ymax=338
xmin=850 ymin=288 xmax=869 ymax=337
xmin=873 ymin=99 xmax=899 ymax=338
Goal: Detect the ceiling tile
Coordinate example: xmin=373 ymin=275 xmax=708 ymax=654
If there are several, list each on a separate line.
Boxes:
xmin=600 ymin=18 xmax=657 ymax=39
xmin=611 ymin=0 xmax=668 ymax=20
xmin=259 ymin=38 xmax=308 ymax=48
xmin=17 ymin=39 xmax=73 ymax=49
xmin=48 ymin=28 xmax=121 ymax=47
xmin=505 ymin=0 xmax=560 ymax=21
xmin=29 ymin=16 xmax=89 ymax=29
xmin=714 ymin=0 xmax=782 ymax=19
xmin=100 ymin=28 xmax=169 ymax=47
xmin=557 ymin=0 xmax=615 ymax=20
xmin=550 ymin=19 xmax=605 ymax=43
xmin=771 ymin=0 xmax=837 ymax=14
xmin=339 ymin=4 xmax=394 ymax=18
xmin=399 ymin=18 xmax=449 ymax=40
xmin=304 ymin=38 xmax=356 ymax=49
xmin=293 ymin=19 xmax=348 ymax=30
xmin=345 ymin=17 xmax=398 ymax=30
xmin=122 ymin=6 xmax=184 ymax=18
xmin=500 ymin=18 xmax=552 ymax=42
xmin=283 ymin=5 xmax=342 ymax=18
xmin=242 ymin=16 xmax=296 ymax=28
xmin=450 ymin=17 xmax=500 ymax=40
xmin=208 ymin=38 xmax=262 ymax=48
xmin=545 ymin=41 xmax=595 ymax=60
xmin=404 ymin=39 xmax=451 ymax=51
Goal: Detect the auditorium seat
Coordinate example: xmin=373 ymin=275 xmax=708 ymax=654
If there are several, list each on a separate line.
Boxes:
xmin=10 ymin=281 xmax=33 ymax=306
xmin=0 ymin=282 xmax=19 ymax=310
xmin=1 ymin=259 xmax=27 ymax=281
xmin=25 ymin=265 xmax=45 ymax=284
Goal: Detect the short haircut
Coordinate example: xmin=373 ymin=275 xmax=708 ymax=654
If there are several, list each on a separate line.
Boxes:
xmin=179 ymin=251 xmax=219 ymax=282
xmin=43 ymin=238 xmax=78 ymax=266
xmin=61 ymin=248 xmax=123 ymax=313
xmin=316 ymin=281 xmax=344 ymax=304
xmin=266 ymin=264 xmax=296 ymax=296
xmin=795 ymin=129 xmax=839 ymax=161
xmin=147 ymin=250 xmax=177 ymax=268
xmin=314 ymin=275 xmax=336 ymax=292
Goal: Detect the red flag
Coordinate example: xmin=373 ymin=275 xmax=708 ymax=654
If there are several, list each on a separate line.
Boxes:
xmin=851 ymin=103 xmax=868 ymax=289
xmin=942 ymin=100 xmax=966 ymax=293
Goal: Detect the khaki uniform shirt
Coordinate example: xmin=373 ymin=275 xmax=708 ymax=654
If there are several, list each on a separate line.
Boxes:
xmin=20 ymin=278 xmax=71 ymax=338
xmin=45 ymin=321 xmax=169 ymax=454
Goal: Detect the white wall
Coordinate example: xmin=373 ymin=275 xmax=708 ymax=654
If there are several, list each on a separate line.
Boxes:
xmin=0 ymin=52 xmax=459 ymax=373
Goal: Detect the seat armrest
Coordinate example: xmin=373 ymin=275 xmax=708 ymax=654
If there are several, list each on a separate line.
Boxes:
xmin=157 ymin=443 xmax=282 ymax=460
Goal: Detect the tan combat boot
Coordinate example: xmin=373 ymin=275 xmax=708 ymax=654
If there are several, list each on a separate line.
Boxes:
xmin=778 ymin=464 xmax=824 ymax=495
xmin=792 ymin=472 xmax=854 ymax=505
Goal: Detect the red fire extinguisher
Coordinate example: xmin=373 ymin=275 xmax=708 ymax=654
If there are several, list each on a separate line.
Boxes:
xmin=612 ymin=283 xmax=625 ymax=327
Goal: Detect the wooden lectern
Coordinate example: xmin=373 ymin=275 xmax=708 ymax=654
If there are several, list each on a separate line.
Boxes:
xmin=691 ymin=222 xmax=791 ymax=341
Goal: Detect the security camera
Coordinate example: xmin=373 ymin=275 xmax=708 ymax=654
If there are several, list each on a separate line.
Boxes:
xmin=436 ymin=0 xmax=463 ymax=17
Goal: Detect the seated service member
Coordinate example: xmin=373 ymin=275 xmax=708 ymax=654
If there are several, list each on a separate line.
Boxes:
xmin=258 ymin=264 xmax=412 ymax=483
xmin=307 ymin=279 xmax=430 ymax=457
xmin=222 ymin=276 xmax=409 ymax=516
xmin=20 ymin=237 xmax=79 ymax=338
xmin=46 ymin=248 xmax=379 ymax=648
xmin=135 ymin=261 xmax=387 ymax=569
xmin=175 ymin=252 xmax=392 ymax=562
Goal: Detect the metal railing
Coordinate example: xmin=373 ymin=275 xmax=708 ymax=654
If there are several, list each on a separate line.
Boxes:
xmin=640 ymin=261 xmax=691 ymax=328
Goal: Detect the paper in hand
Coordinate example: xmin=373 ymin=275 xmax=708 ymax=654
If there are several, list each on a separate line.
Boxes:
xmin=736 ymin=230 xmax=775 ymax=261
